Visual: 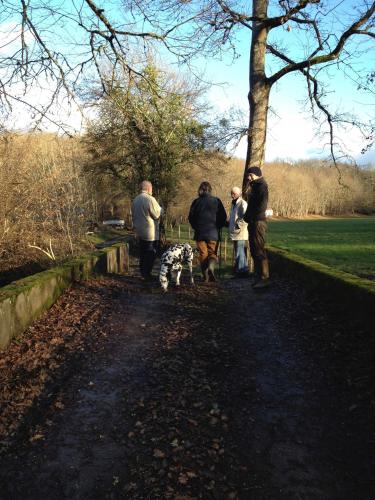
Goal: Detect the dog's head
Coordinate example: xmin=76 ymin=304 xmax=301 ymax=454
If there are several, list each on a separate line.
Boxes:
xmin=160 ymin=274 xmax=169 ymax=292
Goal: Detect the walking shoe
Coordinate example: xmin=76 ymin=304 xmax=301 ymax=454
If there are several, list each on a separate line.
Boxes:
xmin=250 ymin=273 xmax=259 ymax=285
xmin=141 ymin=274 xmax=155 ymax=282
xmin=253 ymin=278 xmax=271 ymax=289
xmin=207 ymin=258 xmax=216 ymax=282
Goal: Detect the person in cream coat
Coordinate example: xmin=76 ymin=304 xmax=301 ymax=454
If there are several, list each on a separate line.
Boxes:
xmin=228 ymin=186 xmax=249 ymax=278
xmin=131 ymin=180 xmax=162 ymax=280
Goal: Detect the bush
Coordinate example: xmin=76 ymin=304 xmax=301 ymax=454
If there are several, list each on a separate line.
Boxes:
xmin=0 ymin=132 xmax=97 ymax=278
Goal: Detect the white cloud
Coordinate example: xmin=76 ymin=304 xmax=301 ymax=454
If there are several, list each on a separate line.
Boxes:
xmin=232 ymin=108 xmax=324 ymax=161
xmin=266 ymin=110 xmax=319 ymax=160
xmin=231 ymin=101 xmax=374 ymax=166
xmin=0 ymin=21 xmax=34 ymax=54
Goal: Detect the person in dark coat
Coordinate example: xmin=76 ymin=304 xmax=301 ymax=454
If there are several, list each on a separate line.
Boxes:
xmin=188 ymin=181 xmax=227 ymax=282
xmin=244 ymin=166 xmax=270 ymax=288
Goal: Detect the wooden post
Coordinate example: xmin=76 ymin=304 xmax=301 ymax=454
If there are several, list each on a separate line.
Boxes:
xmin=178 ymin=225 xmax=181 ymax=241
xmin=125 ymin=243 xmax=130 ymax=272
xmin=224 ymin=237 xmax=227 ymax=262
xmin=188 ymin=226 xmax=191 ymax=240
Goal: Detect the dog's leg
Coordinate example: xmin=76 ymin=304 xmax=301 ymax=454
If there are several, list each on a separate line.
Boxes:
xmin=159 ymin=271 xmax=169 ymax=292
xmin=175 ymin=266 xmax=182 ymax=286
xmin=188 ymin=261 xmax=194 ymax=285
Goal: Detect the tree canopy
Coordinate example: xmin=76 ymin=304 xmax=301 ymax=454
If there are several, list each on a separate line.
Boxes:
xmin=85 ymin=63 xmax=222 ymax=209
xmin=1 ymin=1 xmax=374 ymax=174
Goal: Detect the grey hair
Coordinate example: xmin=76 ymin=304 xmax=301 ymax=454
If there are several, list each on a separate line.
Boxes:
xmin=141 ymin=180 xmax=152 ymax=192
xmin=231 ymin=186 xmax=241 ymax=195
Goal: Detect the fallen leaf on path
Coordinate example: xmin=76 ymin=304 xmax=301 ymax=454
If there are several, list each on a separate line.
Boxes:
xmin=153 ymin=448 xmax=165 ymax=458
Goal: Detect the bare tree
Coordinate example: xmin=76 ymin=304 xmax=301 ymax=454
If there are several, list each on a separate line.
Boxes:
xmin=1 ymin=0 xmax=374 ymax=178
xmin=123 ymin=0 xmax=375 ymax=182
xmin=0 ymin=0 xmax=175 ymax=131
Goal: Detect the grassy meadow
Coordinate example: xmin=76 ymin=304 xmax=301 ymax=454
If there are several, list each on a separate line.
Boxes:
xmin=166 ymin=217 xmax=375 ymax=281
xmin=267 ymin=217 xmax=375 ymax=280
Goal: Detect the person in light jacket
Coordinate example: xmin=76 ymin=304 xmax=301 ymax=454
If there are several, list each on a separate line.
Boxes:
xmin=131 ymin=180 xmax=162 ymax=280
xmin=228 ymin=186 xmax=249 ymax=277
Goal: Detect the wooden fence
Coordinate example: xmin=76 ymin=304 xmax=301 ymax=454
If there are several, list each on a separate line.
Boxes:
xmin=167 ymin=224 xmax=254 ymax=272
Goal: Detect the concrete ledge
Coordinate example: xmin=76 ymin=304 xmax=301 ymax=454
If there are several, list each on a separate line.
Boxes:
xmin=268 ymin=245 xmax=374 ymax=325
xmin=0 ymin=243 xmax=129 ymax=350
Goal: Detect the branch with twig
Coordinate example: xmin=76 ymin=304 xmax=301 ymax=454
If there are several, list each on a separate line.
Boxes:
xmin=28 ymin=239 xmax=56 ymax=261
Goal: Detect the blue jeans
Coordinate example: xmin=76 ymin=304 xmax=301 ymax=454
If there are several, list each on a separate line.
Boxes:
xmin=233 ymin=240 xmax=248 ymax=274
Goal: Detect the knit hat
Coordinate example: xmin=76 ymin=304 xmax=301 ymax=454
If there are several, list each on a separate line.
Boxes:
xmin=246 ymin=166 xmax=262 ymax=177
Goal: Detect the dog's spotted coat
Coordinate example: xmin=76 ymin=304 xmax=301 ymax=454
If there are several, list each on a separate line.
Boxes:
xmin=159 ymin=243 xmax=195 ymax=291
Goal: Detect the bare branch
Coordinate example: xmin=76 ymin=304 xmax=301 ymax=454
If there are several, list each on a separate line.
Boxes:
xmin=265 ymin=0 xmax=320 ymax=28
xmin=269 ymin=3 xmax=375 ymax=83
xmin=28 ymin=239 xmax=56 ymax=261
xmin=352 ymin=29 xmax=375 ymax=38
xmin=84 ymin=0 xmax=164 ymax=39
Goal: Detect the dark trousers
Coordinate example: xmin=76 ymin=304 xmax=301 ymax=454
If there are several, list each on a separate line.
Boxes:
xmin=249 ymin=220 xmax=268 ymax=276
xmin=139 ymin=240 xmax=158 ymax=278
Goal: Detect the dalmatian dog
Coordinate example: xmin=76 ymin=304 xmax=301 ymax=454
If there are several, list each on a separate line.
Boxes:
xmin=159 ymin=243 xmax=195 ymax=292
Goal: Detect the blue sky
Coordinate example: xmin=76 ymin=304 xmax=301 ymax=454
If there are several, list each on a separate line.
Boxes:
xmin=1 ymin=0 xmax=374 ymax=166
xmin=192 ymin=11 xmax=375 ymax=166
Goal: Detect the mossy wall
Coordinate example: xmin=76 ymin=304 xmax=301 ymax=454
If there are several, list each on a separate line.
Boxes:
xmin=0 ymin=243 xmax=129 ymax=350
xmin=268 ymin=246 xmax=374 ymax=327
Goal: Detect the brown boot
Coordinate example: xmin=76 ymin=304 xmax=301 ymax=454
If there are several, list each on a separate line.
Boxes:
xmin=251 ymin=258 xmax=262 ymax=285
xmin=201 ymin=263 xmax=209 ymax=282
xmin=253 ymin=259 xmax=270 ymax=289
xmin=207 ymin=258 xmax=216 ymax=281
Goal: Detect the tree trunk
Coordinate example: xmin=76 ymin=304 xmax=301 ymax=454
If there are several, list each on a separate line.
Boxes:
xmin=244 ymin=0 xmax=271 ymax=185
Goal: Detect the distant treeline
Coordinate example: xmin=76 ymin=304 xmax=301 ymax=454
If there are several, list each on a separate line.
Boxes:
xmin=266 ymin=161 xmax=375 ymax=217
xmin=173 ymin=158 xmax=375 ymax=219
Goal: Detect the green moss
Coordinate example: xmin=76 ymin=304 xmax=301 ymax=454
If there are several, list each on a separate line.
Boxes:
xmin=0 ymin=242 xmax=131 ymax=350
xmin=268 ymin=246 xmax=374 ymax=325
xmin=86 ymin=228 xmax=131 ymax=245
xmin=0 ymin=244 xmax=128 ymax=300
xmin=269 ymin=245 xmax=375 ymax=293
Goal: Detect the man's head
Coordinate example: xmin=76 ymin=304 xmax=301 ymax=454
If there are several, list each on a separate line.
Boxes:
xmin=246 ymin=166 xmax=262 ymax=183
xmin=230 ymin=186 xmax=241 ymax=200
xmin=141 ymin=180 xmax=152 ymax=195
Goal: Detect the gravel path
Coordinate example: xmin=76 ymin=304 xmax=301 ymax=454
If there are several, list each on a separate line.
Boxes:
xmin=0 ymin=270 xmax=373 ymax=499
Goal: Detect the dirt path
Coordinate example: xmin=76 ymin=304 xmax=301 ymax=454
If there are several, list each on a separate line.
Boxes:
xmin=0 ymin=271 xmax=374 ymax=499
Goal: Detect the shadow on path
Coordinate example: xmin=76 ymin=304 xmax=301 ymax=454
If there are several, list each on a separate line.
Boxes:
xmin=0 ymin=272 xmax=373 ymax=499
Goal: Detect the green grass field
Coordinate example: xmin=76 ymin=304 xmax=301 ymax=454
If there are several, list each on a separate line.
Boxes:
xmin=166 ymin=217 xmax=375 ymax=280
xmin=267 ymin=217 xmax=375 ymax=280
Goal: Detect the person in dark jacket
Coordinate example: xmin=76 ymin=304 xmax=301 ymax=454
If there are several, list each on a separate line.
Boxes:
xmin=188 ymin=181 xmax=227 ymax=282
xmin=244 ymin=166 xmax=270 ymax=288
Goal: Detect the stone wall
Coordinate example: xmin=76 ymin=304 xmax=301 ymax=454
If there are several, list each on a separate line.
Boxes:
xmin=268 ymin=246 xmax=374 ymax=327
xmin=0 ymin=243 xmax=129 ymax=350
